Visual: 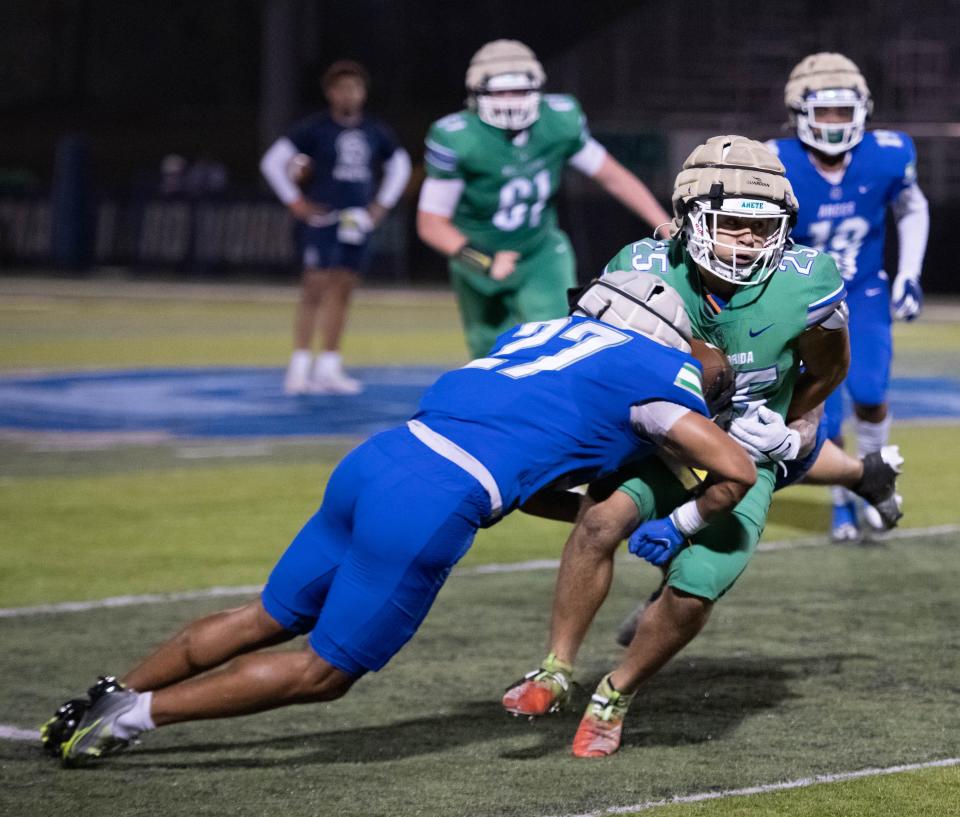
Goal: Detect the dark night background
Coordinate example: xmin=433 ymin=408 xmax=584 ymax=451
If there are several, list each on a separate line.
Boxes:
xmin=2 ymin=0 xmax=959 ymax=289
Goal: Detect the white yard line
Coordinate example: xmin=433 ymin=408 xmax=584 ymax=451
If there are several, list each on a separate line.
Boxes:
xmin=0 ymin=724 xmax=40 ymax=742
xmin=2 ymin=524 xmax=959 ymax=815
xmin=545 ymin=757 xmax=960 ymax=817
xmin=1 ymin=524 xmax=958 ymax=620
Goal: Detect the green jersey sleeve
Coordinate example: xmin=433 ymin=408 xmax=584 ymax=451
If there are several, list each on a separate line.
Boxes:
xmin=797 ymin=249 xmax=847 ymax=328
xmin=603 ymin=238 xmax=677 ymax=278
xmin=424 ymin=113 xmax=472 ymax=181
xmin=540 ymin=94 xmax=592 ymax=160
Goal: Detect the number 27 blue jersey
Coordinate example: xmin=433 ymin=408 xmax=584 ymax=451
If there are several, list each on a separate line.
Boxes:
xmin=413 ymin=316 xmax=709 ymax=514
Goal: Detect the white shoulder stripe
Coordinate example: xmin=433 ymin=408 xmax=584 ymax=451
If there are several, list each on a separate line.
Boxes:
xmin=807 ymin=282 xmax=846 ymax=310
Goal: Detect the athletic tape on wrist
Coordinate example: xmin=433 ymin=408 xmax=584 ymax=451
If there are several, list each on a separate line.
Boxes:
xmin=454 ymin=244 xmax=493 ymax=273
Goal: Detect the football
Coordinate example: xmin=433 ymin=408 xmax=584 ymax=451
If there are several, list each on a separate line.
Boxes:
xmin=287 ymin=152 xmax=314 ymax=188
xmin=690 ymin=338 xmax=735 ymax=416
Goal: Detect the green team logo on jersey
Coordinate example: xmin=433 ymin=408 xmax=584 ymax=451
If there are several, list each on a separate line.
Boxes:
xmin=673 ymin=362 xmax=704 ymax=400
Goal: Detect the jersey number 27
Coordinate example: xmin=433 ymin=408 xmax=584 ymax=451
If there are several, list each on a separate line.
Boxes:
xmin=465 ymin=318 xmax=629 ymax=378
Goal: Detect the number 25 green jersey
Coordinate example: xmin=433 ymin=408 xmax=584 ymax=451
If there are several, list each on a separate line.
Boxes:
xmin=424 ymin=95 xmax=593 ymax=257
xmin=604 ymin=238 xmax=846 ymax=419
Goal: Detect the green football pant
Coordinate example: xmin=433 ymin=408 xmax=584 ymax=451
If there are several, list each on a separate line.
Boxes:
xmin=448 ymin=229 xmax=576 ymax=358
xmin=616 ymin=459 xmax=776 ymax=602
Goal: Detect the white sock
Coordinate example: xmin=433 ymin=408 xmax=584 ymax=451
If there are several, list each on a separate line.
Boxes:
xmin=855 ymin=415 xmax=891 ymax=457
xmin=832 ymin=485 xmax=853 ymax=507
xmin=314 ymin=351 xmax=343 ymax=376
xmin=287 ymin=349 xmax=313 ymax=380
xmin=114 ymin=690 xmax=155 ymax=740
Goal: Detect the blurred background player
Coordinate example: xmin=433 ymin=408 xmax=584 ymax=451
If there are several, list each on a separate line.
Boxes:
xmin=261 ymin=60 xmax=411 ymax=394
xmin=416 ymin=39 xmax=673 ymax=358
xmin=769 ymin=53 xmax=929 ymax=542
xmin=41 ymin=273 xmax=757 ymax=767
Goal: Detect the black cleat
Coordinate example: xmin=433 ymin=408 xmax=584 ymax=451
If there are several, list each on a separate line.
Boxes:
xmin=40 ymin=676 xmax=126 ymax=759
xmin=853 ymin=446 xmax=904 ymax=531
xmin=40 ymin=698 xmax=90 ymax=758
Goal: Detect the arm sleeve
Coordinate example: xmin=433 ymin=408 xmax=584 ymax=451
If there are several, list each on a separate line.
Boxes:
xmin=259 ymin=137 xmax=301 ymax=206
xmin=568 ymin=137 xmax=608 ymax=176
xmin=424 ymin=122 xmax=463 ymax=180
xmin=417 ymin=177 xmax=465 ymax=217
xmin=630 ymin=401 xmax=691 ymax=443
xmin=554 ymin=95 xmax=591 ymax=160
xmin=375 ymin=148 xmax=412 ymax=208
xmin=891 ymin=183 xmax=929 ymax=282
xmin=804 ymin=254 xmax=847 ymax=328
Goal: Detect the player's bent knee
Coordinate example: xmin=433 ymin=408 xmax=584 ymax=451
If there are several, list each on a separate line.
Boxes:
xmin=298 ymin=651 xmax=358 ymax=702
xmin=661 ymin=587 xmax=713 ymax=632
xmin=575 ymin=494 xmax=640 ymax=554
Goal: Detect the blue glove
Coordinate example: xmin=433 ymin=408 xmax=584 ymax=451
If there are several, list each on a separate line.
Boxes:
xmin=627 ymin=516 xmax=686 ymax=566
xmin=892 ymin=275 xmax=922 ymax=321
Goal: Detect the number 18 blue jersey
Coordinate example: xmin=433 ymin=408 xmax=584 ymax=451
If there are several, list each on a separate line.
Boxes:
xmin=413 ymin=316 xmax=709 ymax=514
xmin=769 ymin=132 xmax=917 ymax=290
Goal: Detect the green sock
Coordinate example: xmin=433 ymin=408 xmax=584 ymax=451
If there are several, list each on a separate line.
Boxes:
xmin=542 ymin=652 xmax=573 ymax=677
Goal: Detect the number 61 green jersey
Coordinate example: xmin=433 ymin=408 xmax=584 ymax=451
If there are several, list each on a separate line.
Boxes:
xmin=424 ymin=95 xmax=593 ymax=256
xmin=604 ymin=238 xmax=846 ymax=419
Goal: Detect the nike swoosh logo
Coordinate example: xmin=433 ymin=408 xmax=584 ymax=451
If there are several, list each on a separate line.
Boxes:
xmin=865 ymin=287 xmax=883 ymax=296
xmin=748 ymin=324 xmax=775 ymax=337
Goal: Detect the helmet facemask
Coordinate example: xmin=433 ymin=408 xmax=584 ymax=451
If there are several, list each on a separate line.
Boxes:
xmin=466 ymin=40 xmax=545 ymax=131
xmin=670 ymin=135 xmax=798 ymax=287
xmin=474 ymin=73 xmax=542 ymax=130
xmin=793 ymin=88 xmax=869 ymax=156
xmin=784 ymin=53 xmax=872 ymax=156
xmin=684 ymin=193 xmax=792 ymax=286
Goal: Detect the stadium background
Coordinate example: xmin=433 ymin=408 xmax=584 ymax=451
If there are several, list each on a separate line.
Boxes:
xmin=1 ymin=3 xmax=959 ymax=817
xmin=2 ymin=0 xmax=960 ymax=290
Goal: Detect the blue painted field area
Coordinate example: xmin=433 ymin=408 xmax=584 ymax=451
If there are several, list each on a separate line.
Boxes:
xmin=0 ymin=367 xmax=958 ymax=438
xmin=0 ymin=367 xmax=445 ymax=438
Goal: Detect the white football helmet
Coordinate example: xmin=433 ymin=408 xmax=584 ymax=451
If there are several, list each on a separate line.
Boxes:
xmin=785 ymin=53 xmax=872 ymax=156
xmin=575 ymin=270 xmax=692 ymax=352
xmin=465 ymin=40 xmax=545 ymax=130
xmin=671 ymin=135 xmax=798 ymax=287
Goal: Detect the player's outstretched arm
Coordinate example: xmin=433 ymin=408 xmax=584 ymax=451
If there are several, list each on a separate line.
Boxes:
xmin=416 ymin=209 xmax=468 ymax=257
xmin=588 ymin=154 xmax=672 ymax=238
xmin=660 ymin=411 xmax=757 ymax=519
xmin=626 ymin=412 xmax=756 ymax=566
xmin=787 ymin=324 xmax=850 ymax=422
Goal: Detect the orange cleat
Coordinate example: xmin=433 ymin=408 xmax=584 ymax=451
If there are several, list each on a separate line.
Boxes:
xmin=502 ymin=654 xmax=572 ymax=717
xmin=572 ymin=674 xmax=634 ymax=758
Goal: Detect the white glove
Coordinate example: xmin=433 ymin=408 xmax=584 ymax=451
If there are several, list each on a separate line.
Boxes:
xmin=891 ymin=274 xmax=922 ymax=321
xmin=729 ymin=404 xmax=801 ymax=464
xmin=337 ymin=207 xmax=375 ymax=245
